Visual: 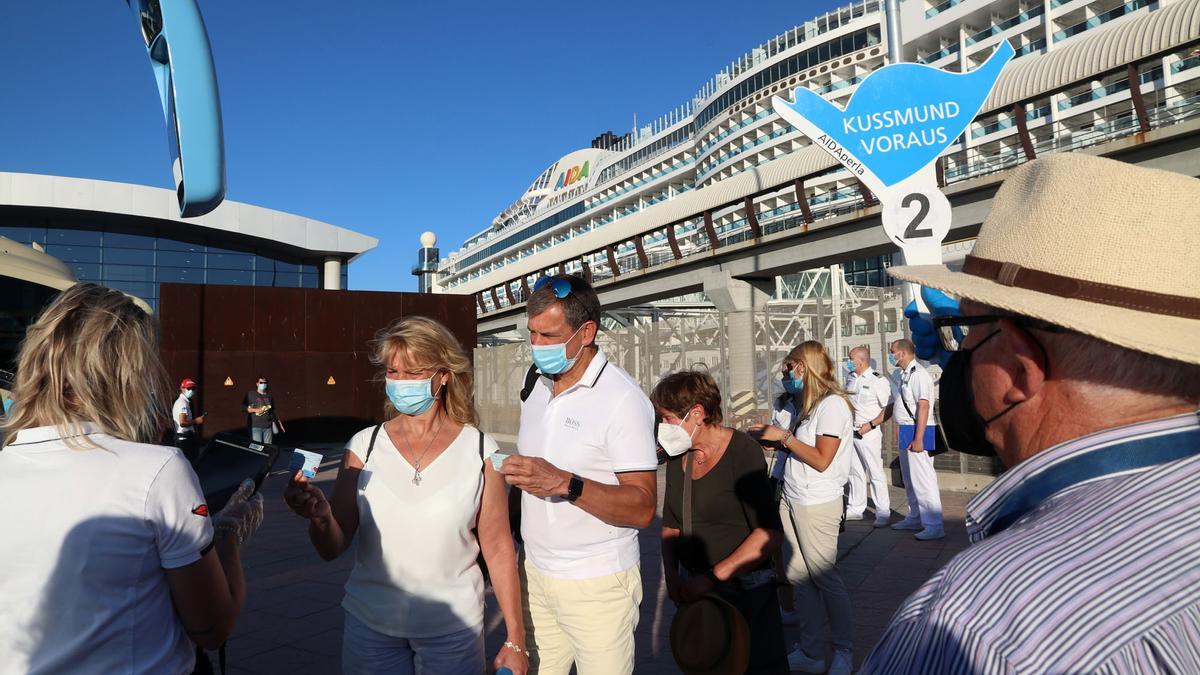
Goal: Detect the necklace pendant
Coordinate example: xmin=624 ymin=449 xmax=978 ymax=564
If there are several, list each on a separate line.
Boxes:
xmin=412 ymin=470 xmax=422 ymax=486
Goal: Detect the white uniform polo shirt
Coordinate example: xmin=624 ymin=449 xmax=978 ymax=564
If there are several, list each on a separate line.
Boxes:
xmin=517 ymin=349 xmax=657 ymax=580
xmin=172 ymin=393 xmax=194 ymax=434
xmin=846 ymin=370 xmax=892 ymax=428
xmin=0 ymin=422 xmax=213 ymax=674
xmin=893 ymin=361 xmax=937 ymax=426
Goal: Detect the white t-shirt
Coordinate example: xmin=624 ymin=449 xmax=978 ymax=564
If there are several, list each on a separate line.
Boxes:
xmin=517 ymin=350 xmax=658 ymax=579
xmin=342 ymin=424 xmax=493 ymax=637
xmin=172 ymin=394 xmax=193 ymax=434
xmin=781 ymin=396 xmax=856 ymax=506
xmin=893 ymin=362 xmax=937 ymax=426
xmin=846 ymin=370 xmax=893 ymax=433
xmin=0 ymin=423 xmax=213 ymax=675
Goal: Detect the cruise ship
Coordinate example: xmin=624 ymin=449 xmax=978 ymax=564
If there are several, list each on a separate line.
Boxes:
xmin=436 ymin=0 xmax=1199 ymax=315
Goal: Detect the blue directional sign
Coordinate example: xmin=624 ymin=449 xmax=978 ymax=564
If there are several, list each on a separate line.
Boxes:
xmin=775 ymin=41 xmax=1013 ymax=189
xmin=127 ymin=0 xmax=226 ymax=218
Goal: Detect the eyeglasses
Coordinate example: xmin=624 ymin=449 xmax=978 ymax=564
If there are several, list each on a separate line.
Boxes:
xmin=533 ymin=276 xmax=575 ymax=299
xmin=932 ymin=314 xmax=1070 ymax=352
xmin=184 ymin=387 xmax=195 ymax=391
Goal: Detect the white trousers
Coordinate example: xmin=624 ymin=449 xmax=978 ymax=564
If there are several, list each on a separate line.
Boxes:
xmin=897 ymin=433 xmax=943 ymax=528
xmin=846 ymin=430 xmax=889 ymax=517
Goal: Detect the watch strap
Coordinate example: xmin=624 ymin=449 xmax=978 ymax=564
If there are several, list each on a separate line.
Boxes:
xmin=566 ymin=473 xmax=584 ymax=502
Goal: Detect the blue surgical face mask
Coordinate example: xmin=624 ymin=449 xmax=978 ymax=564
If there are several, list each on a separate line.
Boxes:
xmin=385 ymin=376 xmax=441 ymax=416
xmin=183 ymin=389 xmax=194 ymax=400
xmin=782 ymin=369 xmax=804 ymax=395
xmin=531 ymin=324 xmax=585 ymax=375
xmin=257 ymin=383 xmax=268 ymax=393
xmin=845 ymin=359 xmax=856 ymax=373
xmin=887 ymin=353 xmax=899 ymax=367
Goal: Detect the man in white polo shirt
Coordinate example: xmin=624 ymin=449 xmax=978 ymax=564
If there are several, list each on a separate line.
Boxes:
xmin=500 ymin=274 xmax=658 ymax=675
xmin=887 ymin=339 xmax=944 ymax=540
xmin=845 ymin=346 xmax=893 ymax=528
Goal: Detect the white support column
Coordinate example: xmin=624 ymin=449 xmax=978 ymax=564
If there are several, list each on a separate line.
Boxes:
xmin=323 ymin=257 xmax=342 ymax=290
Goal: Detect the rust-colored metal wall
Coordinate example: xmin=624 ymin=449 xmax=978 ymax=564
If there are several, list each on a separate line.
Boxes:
xmin=159 ymin=284 xmax=476 ymax=442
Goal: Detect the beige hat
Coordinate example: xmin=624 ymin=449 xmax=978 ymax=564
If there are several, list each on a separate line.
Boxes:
xmin=888 ymin=153 xmax=1200 ymax=365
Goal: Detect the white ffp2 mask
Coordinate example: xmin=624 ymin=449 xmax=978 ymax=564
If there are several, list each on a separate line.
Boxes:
xmin=656 ymin=412 xmax=697 ymax=457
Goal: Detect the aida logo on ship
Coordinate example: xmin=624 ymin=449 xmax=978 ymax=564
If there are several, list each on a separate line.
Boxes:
xmin=553 ymin=161 xmax=590 ymax=191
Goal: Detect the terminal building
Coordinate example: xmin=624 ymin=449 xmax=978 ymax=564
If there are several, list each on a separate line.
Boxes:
xmin=433 ymin=0 xmax=1199 ymax=316
xmin=0 ymin=172 xmax=378 ymax=312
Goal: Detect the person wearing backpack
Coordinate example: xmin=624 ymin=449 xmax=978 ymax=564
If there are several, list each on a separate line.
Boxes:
xmin=283 ymin=316 xmax=527 ymax=675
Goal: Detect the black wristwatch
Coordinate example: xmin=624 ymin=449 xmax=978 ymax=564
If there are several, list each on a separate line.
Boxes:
xmin=565 ymin=473 xmax=585 ymax=503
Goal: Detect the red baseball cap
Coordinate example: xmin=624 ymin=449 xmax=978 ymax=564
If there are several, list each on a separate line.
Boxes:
xmin=180 ymin=378 xmax=197 ymax=389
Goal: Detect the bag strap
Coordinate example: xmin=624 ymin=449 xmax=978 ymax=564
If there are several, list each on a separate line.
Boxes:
xmin=478 ymin=428 xmax=485 ymax=464
xmin=898 ymin=370 xmax=918 ymax=421
xmin=363 ymin=423 xmax=383 ymax=465
xmin=519 ymin=365 xmax=540 ymax=402
xmin=682 ymin=451 xmax=695 ymax=538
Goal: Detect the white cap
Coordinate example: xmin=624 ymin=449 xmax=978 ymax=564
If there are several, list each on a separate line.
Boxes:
xmin=420 ymin=231 xmax=437 ymax=248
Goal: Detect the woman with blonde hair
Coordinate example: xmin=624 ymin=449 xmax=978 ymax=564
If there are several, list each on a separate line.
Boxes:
xmin=0 ymin=283 xmax=263 ymax=674
xmin=748 ymin=340 xmax=856 ymax=675
xmin=284 ymin=315 xmax=527 ymax=675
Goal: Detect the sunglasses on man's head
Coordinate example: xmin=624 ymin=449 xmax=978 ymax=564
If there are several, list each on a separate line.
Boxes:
xmin=533 ymin=276 xmax=575 ymax=299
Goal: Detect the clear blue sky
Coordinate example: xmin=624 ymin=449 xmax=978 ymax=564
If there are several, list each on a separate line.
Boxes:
xmin=0 ymin=1 xmax=843 ymax=291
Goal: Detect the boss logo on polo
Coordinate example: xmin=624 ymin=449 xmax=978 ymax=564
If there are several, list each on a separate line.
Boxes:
xmin=564 ymin=417 xmax=582 ymax=430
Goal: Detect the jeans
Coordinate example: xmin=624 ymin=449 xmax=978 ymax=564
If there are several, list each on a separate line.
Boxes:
xmin=249 ymin=426 xmax=273 ymax=444
xmin=341 ymin=610 xmax=483 ymax=675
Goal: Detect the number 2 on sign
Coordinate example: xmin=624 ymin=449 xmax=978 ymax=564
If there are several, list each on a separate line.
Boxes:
xmin=879 ymin=180 xmax=951 ymax=266
xmin=902 ymin=193 xmax=934 ymax=238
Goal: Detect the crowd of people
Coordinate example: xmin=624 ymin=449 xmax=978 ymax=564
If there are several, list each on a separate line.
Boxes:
xmin=0 ymin=154 xmax=1196 ymax=675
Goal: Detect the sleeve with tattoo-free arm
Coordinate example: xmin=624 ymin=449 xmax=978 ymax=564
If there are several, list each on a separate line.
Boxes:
xmin=606 ymin=390 xmax=659 ymax=473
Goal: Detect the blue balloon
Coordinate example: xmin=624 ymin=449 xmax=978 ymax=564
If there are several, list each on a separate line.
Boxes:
xmin=904 ymin=287 xmax=961 ymax=366
xmin=127 ymin=0 xmax=226 ymax=217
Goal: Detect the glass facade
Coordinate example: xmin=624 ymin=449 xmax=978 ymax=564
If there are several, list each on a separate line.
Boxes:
xmin=0 ymin=225 xmax=348 ymax=312
xmin=841 ymin=254 xmax=894 ymax=287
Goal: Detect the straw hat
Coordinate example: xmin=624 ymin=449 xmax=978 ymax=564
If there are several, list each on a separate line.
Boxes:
xmin=888 ymin=153 xmax=1200 ymax=365
xmin=669 ymin=593 xmax=750 ymax=675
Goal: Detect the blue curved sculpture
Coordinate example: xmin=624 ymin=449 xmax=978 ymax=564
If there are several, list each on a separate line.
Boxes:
xmin=777 ymin=41 xmax=1014 ymax=187
xmin=127 ymin=0 xmax=225 ymax=217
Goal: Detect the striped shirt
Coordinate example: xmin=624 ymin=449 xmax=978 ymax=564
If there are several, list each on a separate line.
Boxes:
xmin=861 ymin=412 xmax=1200 ymax=674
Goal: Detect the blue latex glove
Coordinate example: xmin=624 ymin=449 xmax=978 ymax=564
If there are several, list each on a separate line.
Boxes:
xmin=903 ymin=287 xmax=961 ymax=367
